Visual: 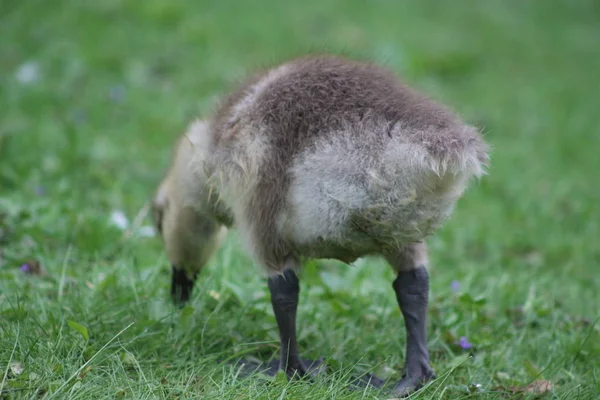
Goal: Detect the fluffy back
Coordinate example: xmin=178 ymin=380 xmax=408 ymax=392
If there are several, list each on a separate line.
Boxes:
xmin=206 ymin=55 xmax=489 ymax=269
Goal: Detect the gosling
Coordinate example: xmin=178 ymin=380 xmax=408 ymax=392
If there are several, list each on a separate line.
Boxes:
xmin=151 ymin=54 xmax=489 ymax=396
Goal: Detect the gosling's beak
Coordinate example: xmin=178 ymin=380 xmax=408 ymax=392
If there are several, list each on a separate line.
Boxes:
xmin=170 ymin=265 xmax=197 ymax=306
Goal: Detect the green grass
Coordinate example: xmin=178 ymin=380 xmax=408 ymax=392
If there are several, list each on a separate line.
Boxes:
xmin=1 ymin=0 xmax=600 ymax=398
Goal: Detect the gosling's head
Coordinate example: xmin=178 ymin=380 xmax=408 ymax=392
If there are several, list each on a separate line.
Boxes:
xmin=150 ymin=121 xmax=226 ymax=304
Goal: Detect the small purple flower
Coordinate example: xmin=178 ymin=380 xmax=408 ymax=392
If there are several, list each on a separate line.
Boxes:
xmin=109 ymin=85 xmax=126 ymax=103
xmin=72 ymin=109 xmax=87 ymax=125
xmin=34 ymin=186 xmax=46 ymax=196
xmin=19 ymin=261 xmax=42 ymax=275
xmin=451 ymin=280 xmax=460 ymax=292
xmin=458 ymin=336 xmax=473 ymax=349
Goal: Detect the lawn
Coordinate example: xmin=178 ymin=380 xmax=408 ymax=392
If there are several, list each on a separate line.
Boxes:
xmin=1 ymin=0 xmax=599 ymax=398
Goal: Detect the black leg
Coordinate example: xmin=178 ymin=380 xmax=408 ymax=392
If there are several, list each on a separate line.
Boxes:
xmin=268 ymin=268 xmax=307 ymax=378
xmin=392 ymin=266 xmax=435 ymax=396
xmin=171 ymin=265 xmax=197 ymax=305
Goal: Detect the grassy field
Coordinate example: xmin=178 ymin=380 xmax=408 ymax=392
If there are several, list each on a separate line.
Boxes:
xmin=1 ymin=0 xmax=599 ymax=398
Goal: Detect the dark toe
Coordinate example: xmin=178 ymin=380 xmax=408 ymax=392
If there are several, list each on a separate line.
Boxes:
xmin=349 ymin=373 xmax=386 ymax=390
xmin=267 ymin=358 xmax=324 ymax=380
xmin=393 ymin=372 xmax=435 ymax=397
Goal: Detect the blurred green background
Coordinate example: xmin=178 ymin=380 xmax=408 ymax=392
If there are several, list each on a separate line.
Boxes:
xmin=1 ymin=0 xmax=599 ymax=398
